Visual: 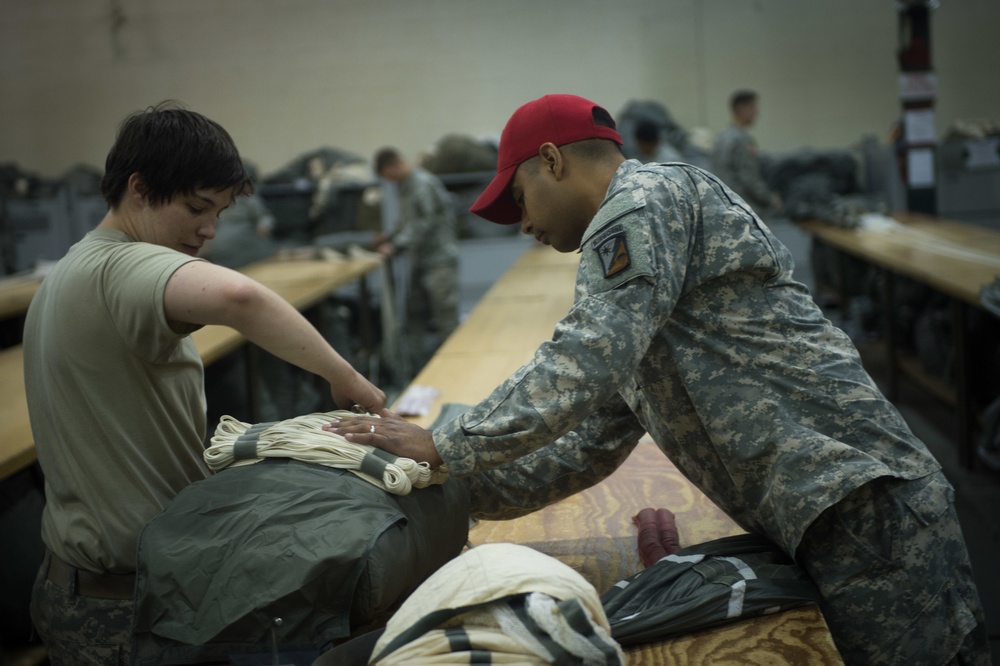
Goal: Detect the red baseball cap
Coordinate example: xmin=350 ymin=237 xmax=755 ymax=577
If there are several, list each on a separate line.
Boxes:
xmin=471 ymin=94 xmax=623 ymax=225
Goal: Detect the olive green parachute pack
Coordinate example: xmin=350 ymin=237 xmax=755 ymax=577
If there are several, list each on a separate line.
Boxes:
xmin=131 ymin=458 xmax=470 ymax=665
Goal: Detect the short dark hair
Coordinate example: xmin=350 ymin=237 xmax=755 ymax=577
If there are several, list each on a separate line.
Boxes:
xmin=373 ymin=147 xmax=402 ymax=175
xmin=100 ymin=101 xmax=252 ymax=209
xmin=561 ymin=137 xmax=623 ymax=163
xmin=730 ymin=90 xmax=758 ymax=112
xmin=635 ymin=121 xmax=660 ymax=144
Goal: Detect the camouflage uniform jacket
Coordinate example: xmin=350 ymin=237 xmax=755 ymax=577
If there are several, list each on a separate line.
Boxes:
xmin=393 ymin=166 xmax=459 ymax=268
xmin=712 ymin=125 xmax=774 ymax=211
xmin=434 ymin=160 xmax=939 ymax=556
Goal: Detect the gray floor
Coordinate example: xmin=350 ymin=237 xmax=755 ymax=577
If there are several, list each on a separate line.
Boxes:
xmin=456 ymin=219 xmax=1000 ymax=661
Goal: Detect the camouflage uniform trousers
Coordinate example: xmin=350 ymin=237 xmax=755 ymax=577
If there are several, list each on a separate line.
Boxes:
xmin=796 ymin=471 xmax=990 ymax=665
xmin=29 ymin=554 xmax=133 ymax=666
xmin=404 ymin=258 xmax=459 ymax=368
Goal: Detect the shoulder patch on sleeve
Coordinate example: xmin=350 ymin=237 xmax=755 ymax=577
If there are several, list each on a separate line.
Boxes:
xmin=593 ymin=224 xmax=631 ymax=278
xmin=582 ymin=218 xmax=654 ymax=292
xmin=579 ymin=176 xmax=653 ymax=291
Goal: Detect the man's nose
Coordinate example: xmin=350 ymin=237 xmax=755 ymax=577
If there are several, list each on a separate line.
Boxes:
xmin=520 ymin=216 xmax=533 ymax=236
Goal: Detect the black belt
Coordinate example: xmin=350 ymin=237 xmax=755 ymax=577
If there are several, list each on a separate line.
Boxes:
xmin=45 ymin=550 xmax=135 ymax=600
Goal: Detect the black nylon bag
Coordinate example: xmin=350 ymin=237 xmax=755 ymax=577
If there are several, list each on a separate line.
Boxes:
xmin=600 ymin=533 xmax=822 ymax=646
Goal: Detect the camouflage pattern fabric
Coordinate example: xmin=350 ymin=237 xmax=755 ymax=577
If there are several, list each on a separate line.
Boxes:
xmin=712 ymin=125 xmax=776 ymax=212
xmin=393 ymin=166 xmax=460 ymax=364
xmin=393 ymin=166 xmax=458 ymax=270
xmin=430 ymin=160 xmax=986 ymax=659
xmin=406 ymin=259 xmax=459 ymax=342
xmin=797 ymin=471 xmax=990 ymax=664
xmin=30 ymin=554 xmax=133 ymax=666
xmin=439 ymin=160 xmax=940 ymax=554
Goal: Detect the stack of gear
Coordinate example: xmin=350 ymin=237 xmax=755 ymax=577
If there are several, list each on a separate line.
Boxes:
xmin=350 ymin=543 xmax=625 ymax=665
xmin=601 ymin=533 xmax=822 ymax=646
xmin=764 ymin=146 xmax=889 ymax=329
xmin=616 ymin=99 xmax=713 ymax=170
xmin=260 ymin=147 xmax=371 ymax=243
xmin=761 ymin=148 xmax=887 ymax=229
xmin=0 ymin=162 xmax=59 ymax=199
xmin=938 ymin=118 xmax=1000 ymax=171
xmin=420 ymin=134 xmax=498 ymax=176
xmin=0 ymin=162 xmax=62 ymax=275
xmin=131 ymin=412 xmax=469 ymax=665
xmin=58 ymin=163 xmax=103 ymax=197
xmin=420 ymin=133 xmax=500 ymax=241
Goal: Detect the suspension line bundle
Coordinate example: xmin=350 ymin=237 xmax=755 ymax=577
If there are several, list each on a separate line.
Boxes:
xmin=204 ymin=410 xmax=448 ymax=495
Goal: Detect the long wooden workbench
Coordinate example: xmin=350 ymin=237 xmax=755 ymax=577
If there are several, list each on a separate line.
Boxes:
xmin=0 ymin=273 xmax=41 ymax=322
xmin=0 ymin=253 xmax=382 ymax=481
xmin=401 ymin=245 xmax=844 ymax=664
xmin=800 ymin=212 xmax=1000 ymax=468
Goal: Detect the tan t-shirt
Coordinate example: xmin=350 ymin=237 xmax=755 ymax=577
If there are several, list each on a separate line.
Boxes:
xmin=24 ymin=228 xmax=210 ymax=573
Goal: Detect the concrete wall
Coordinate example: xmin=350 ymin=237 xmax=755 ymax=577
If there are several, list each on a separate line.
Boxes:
xmin=1 ymin=0 xmax=997 ymax=178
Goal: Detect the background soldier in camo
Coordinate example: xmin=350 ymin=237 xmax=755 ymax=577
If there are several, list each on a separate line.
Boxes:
xmin=373 ymin=147 xmax=460 ymax=371
xmin=712 ymin=90 xmax=783 ymax=217
xmin=331 ymin=94 xmax=990 ymax=665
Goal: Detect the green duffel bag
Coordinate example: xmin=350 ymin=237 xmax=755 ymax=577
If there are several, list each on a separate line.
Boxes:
xmin=131 ymin=458 xmax=470 ymax=665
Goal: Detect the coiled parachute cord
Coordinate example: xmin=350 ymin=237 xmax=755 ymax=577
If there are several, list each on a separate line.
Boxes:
xmin=204 ymin=410 xmax=448 ymax=495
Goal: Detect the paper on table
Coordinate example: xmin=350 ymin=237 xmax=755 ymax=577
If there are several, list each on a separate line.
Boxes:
xmin=394 ymin=384 xmax=441 ymax=416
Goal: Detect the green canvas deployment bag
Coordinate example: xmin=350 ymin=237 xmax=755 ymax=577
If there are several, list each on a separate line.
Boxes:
xmin=131 ymin=458 xmax=470 ymax=665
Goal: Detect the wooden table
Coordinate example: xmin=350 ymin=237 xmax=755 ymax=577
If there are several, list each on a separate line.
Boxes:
xmin=0 ymin=273 xmax=42 ymax=321
xmin=400 ymin=244 xmax=844 ymax=664
xmin=800 ymin=213 xmax=1000 ymax=468
xmin=191 ymin=255 xmax=381 ymax=365
xmin=0 ymin=253 xmax=382 ymax=481
xmin=0 ymin=344 xmax=33 ymax=480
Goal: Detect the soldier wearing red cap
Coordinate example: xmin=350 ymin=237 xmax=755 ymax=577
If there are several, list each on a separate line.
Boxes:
xmin=329 ymin=94 xmax=989 ymax=665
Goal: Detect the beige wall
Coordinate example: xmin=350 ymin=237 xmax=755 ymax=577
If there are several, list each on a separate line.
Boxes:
xmin=1 ymin=0 xmax=997 ymax=178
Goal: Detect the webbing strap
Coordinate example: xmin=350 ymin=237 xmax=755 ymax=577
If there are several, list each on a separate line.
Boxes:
xmin=233 ymin=422 xmax=276 ymax=461
xmin=359 ymin=453 xmax=390 ymax=479
xmin=368 ymin=447 xmax=399 ymax=464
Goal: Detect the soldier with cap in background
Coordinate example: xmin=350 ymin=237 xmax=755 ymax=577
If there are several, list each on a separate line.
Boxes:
xmin=331 ymin=94 xmax=990 ymax=665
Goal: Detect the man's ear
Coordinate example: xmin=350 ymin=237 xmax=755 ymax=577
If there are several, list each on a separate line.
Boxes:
xmin=538 ymin=142 xmax=564 ymax=180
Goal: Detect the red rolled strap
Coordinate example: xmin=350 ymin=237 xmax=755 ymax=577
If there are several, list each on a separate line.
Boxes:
xmin=632 ymin=507 xmax=680 ymax=567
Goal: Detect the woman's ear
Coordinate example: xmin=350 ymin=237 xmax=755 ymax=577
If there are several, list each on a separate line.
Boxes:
xmin=126 ymin=172 xmax=148 ymax=203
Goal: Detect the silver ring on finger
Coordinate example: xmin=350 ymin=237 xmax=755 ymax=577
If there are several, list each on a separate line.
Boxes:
xmin=370 ymin=424 xmax=376 ymax=434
